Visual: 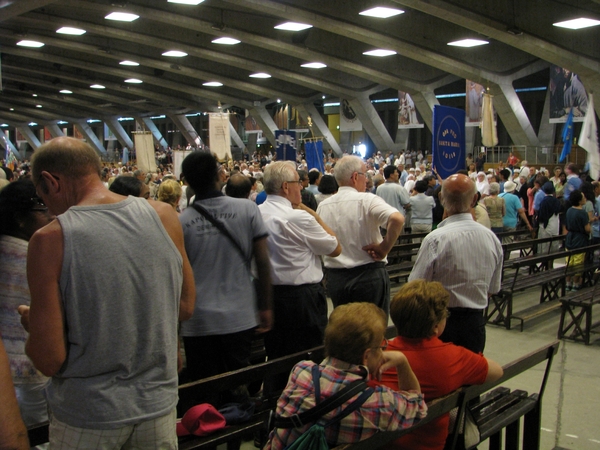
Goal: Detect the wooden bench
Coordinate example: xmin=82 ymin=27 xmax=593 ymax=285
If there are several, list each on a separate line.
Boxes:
xmin=397 ymin=231 xmax=429 ymax=244
xmin=493 ymin=244 xmax=600 ymax=331
xmin=496 ymin=228 xmax=534 ymax=243
xmin=558 ymin=279 xmax=600 ymax=345
xmin=386 ymin=241 xmax=422 ymax=285
xmin=342 ymin=341 xmax=560 ymax=450
xmin=501 ymin=235 xmax=565 ymax=274
xmin=26 ymin=346 xmax=326 ymax=449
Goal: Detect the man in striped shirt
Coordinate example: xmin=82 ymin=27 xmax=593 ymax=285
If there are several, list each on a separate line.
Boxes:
xmin=408 ymin=174 xmax=503 ymax=353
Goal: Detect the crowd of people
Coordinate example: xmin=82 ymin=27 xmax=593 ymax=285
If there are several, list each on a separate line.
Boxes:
xmin=2 ymin=139 xmax=596 ymax=449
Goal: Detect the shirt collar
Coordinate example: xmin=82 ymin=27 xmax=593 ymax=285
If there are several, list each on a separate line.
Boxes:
xmin=321 ymin=356 xmax=369 ymax=378
xmin=265 ymin=195 xmax=292 ymax=208
xmin=437 ymin=212 xmax=472 ymax=228
xmin=194 ymin=190 xmax=223 ymax=200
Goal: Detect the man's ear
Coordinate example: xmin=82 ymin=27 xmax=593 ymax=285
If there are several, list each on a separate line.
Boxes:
xmin=471 ymin=194 xmax=478 ymax=208
xmin=361 ymin=348 xmax=371 ymax=366
xmin=40 ymin=171 xmax=59 ymax=194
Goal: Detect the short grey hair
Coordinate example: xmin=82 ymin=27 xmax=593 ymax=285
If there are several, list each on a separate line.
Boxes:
xmin=334 ymin=156 xmax=363 ymax=186
xmin=489 ymin=182 xmax=500 ymax=195
xmin=441 ymin=176 xmax=477 ymax=215
xmin=263 ymin=161 xmax=297 ymax=195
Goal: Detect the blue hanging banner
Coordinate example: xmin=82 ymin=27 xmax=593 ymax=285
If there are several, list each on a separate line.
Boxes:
xmin=432 ymin=105 xmax=466 ymax=180
xmin=305 ymin=140 xmax=324 ymax=172
xmin=275 ymin=130 xmax=297 ymax=162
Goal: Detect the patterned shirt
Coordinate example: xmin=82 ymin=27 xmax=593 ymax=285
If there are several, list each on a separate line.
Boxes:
xmin=263 ymin=357 xmax=426 ymax=450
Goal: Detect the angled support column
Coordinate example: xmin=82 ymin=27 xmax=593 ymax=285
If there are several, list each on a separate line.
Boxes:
xmin=135 ymin=117 xmax=169 ymax=149
xmin=167 ymin=114 xmax=201 ymax=147
xmin=295 ymin=103 xmax=342 ymax=157
xmin=411 ymin=89 xmax=439 ymax=132
xmin=16 ymin=125 xmax=41 ymax=150
xmin=229 ymin=122 xmax=246 ymax=151
xmin=489 ymin=84 xmax=540 ymax=147
xmin=45 ymin=123 xmax=65 ymax=139
xmin=1 ymin=131 xmax=21 ymax=159
xmin=395 ymin=129 xmax=409 ymax=150
xmin=74 ymin=122 xmax=106 ymax=155
xmin=538 ymin=90 xmax=555 ymax=147
xmin=105 ymin=117 xmax=134 ymax=151
xmin=248 ymin=106 xmax=277 ymax=148
xmin=348 ymin=96 xmax=396 ymax=152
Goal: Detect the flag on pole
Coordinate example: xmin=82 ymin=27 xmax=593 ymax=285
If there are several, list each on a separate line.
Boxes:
xmin=481 ymin=93 xmax=498 ymax=147
xmin=559 ymin=108 xmax=575 ymax=163
xmin=579 ymin=93 xmax=599 ymax=180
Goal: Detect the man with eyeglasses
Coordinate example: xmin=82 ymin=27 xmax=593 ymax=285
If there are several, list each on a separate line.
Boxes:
xmin=259 ymin=162 xmax=341 ymax=387
xmin=317 ymin=155 xmax=405 ymax=314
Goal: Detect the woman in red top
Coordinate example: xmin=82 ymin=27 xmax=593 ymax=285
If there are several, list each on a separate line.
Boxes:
xmin=379 ymin=280 xmax=503 ymax=450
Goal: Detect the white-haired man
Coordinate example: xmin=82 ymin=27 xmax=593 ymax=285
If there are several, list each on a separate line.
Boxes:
xmin=259 ymin=162 xmax=341 ymax=370
xmin=317 ymin=156 xmax=404 ymax=313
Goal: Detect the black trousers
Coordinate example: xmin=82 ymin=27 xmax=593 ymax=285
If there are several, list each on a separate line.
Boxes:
xmin=440 ymin=308 xmax=486 ymax=354
xmin=326 ymin=262 xmax=389 ymax=314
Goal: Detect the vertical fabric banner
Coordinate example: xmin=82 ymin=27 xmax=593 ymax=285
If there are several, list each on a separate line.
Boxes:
xmin=209 ymin=113 xmax=232 ymax=161
xmin=134 ymin=132 xmax=157 ymax=173
xmin=398 ymin=91 xmax=424 ymax=128
xmin=432 ymin=105 xmax=466 ymax=180
xmin=275 ymin=130 xmax=297 ymax=162
xmin=340 ymin=100 xmax=362 ymax=132
xmin=466 ymin=80 xmax=484 ymax=124
xmin=559 ymin=108 xmax=575 ymax=163
xmin=305 ymin=140 xmax=324 ymax=172
xmin=549 ymin=65 xmax=589 ymax=123
xmin=579 ymin=94 xmax=599 ymax=180
xmin=481 ymin=93 xmax=498 ymax=148
xmin=173 ymin=150 xmax=192 ymax=181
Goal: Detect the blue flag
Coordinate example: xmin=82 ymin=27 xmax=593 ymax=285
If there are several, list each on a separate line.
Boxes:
xmin=432 ymin=105 xmax=466 ymax=179
xmin=559 ymin=108 xmax=575 ymax=163
xmin=305 ymin=140 xmax=324 ymax=172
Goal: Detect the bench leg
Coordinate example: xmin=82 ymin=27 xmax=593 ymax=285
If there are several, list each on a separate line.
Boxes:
xmin=486 ymin=293 xmax=509 ymax=327
xmin=505 ymin=293 xmax=514 ymax=330
xmin=488 ymin=431 xmax=503 ymax=450
xmin=505 ymin=419 xmax=521 ymax=450
xmin=585 ymin=306 xmax=592 ymax=345
xmin=523 ymin=403 xmax=542 ymax=450
xmin=559 ymin=304 xmax=589 ymax=343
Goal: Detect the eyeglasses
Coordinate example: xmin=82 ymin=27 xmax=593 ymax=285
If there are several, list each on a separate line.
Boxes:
xmin=30 ymin=197 xmax=48 ymax=212
xmin=285 ymin=180 xmax=303 ymax=185
xmin=355 ymin=172 xmax=365 ymax=177
xmin=372 ymin=338 xmax=388 ymax=351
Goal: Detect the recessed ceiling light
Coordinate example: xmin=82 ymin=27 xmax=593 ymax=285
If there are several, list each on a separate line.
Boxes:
xmin=212 ymin=37 xmax=241 ymax=45
xmin=0 ymin=124 xmax=8 ymax=127
xmin=32 ymin=94 xmax=38 ymax=97
xmin=119 ymin=60 xmax=139 ymax=66
xmin=56 ymin=27 xmax=86 ymax=35
xmin=162 ymin=50 xmax=187 ymax=57
xmin=363 ymin=49 xmax=397 ymax=56
xmin=125 ymin=78 xmax=143 ymax=83
xmin=90 ymin=84 xmax=105 ymax=89
xmin=60 ymin=89 xmax=73 ymax=94
xmin=16 ymin=40 xmax=44 ymax=48
xmin=29 ymin=122 xmax=37 ymax=126
xmin=277 ymin=99 xmax=281 ymax=103
xmin=301 ymin=62 xmax=327 ymax=69
xmin=36 ymin=105 xmax=43 ymax=108
xmin=168 ymin=0 xmax=205 ymax=4
xmin=249 ymin=73 xmax=271 ymax=78
xmin=553 ymin=18 xmax=600 ymax=29
xmin=105 ymin=12 xmax=139 ymax=22
xmin=9 ymin=108 xmax=15 ymax=111
xmin=448 ymin=39 xmax=489 ymax=47
xmin=203 ymin=81 xmax=223 ymax=87
xmin=359 ymin=7 xmax=404 ymax=18
xmin=274 ymin=22 xmax=312 ymax=31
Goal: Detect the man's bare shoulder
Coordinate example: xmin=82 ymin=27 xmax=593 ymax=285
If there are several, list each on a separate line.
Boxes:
xmin=31 ymin=219 xmax=62 ymax=241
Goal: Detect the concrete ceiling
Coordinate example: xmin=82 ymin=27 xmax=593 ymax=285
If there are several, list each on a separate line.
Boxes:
xmin=1 ymin=0 xmax=599 ymax=128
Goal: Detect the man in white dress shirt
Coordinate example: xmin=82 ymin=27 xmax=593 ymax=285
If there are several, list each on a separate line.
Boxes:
xmin=317 ymin=156 xmax=404 ymax=314
xmin=409 ymin=173 xmax=502 ymax=353
xmin=259 ymin=162 xmax=341 ymax=366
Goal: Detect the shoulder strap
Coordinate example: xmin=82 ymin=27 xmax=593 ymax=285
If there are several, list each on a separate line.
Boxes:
xmin=192 ymin=203 xmax=248 ymax=264
xmin=274 ymin=367 xmax=369 ymax=429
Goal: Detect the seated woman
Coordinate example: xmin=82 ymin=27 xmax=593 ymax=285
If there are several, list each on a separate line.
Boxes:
xmin=380 ymin=280 xmax=503 ymax=450
xmin=264 ymin=302 xmax=426 ymax=450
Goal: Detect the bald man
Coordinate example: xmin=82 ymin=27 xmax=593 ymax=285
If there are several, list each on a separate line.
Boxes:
xmin=19 ymin=137 xmax=195 ymax=448
xmin=408 ymin=174 xmax=502 ymax=353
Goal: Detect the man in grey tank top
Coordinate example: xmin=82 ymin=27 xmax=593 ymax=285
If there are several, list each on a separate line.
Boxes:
xmin=18 ymin=137 xmax=195 ymax=449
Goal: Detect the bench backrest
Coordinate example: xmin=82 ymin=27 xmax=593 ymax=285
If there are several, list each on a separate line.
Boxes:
xmin=342 ymin=341 xmax=560 ymax=450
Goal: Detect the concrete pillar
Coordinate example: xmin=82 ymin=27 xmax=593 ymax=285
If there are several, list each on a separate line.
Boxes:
xmin=45 ymin=123 xmax=65 ymax=138
xmin=411 ymin=90 xmax=439 ymax=133
xmin=295 ymin=103 xmax=342 ymax=157
xmin=229 ymin=122 xmax=246 ymax=151
xmin=248 ymin=106 xmax=278 ymax=148
xmin=1 ymin=132 xmax=21 ymax=159
xmin=395 ymin=129 xmax=410 ymax=150
xmin=167 ymin=114 xmax=201 ymax=147
xmin=538 ymin=90 xmax=555 ymax=148
xmin=348 ymin=96 xmax=396 ymax=152
xmin=105 ymin=117 xmax=135 ymax=151
xmin=16 ymin=125 xmax=41 ymax=150
xmin=489 ymin=84 xmax=540 ymax=147
xmin=74 ymin=122 xmax=106 ymax=155
xmin=135 ymin=117 xmax=169 ymax=149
